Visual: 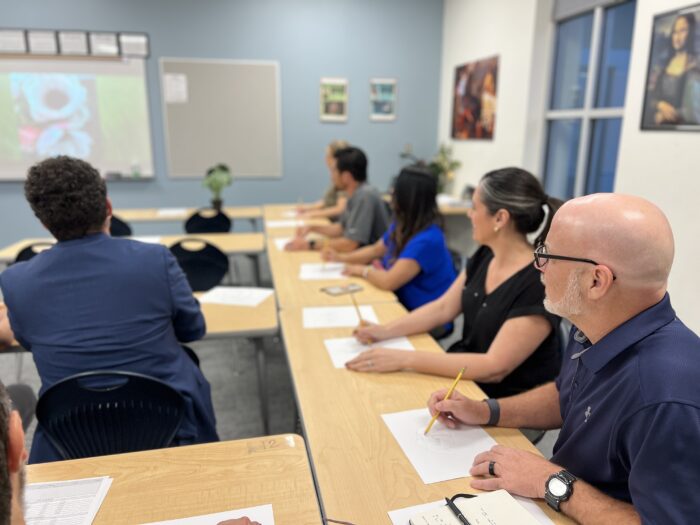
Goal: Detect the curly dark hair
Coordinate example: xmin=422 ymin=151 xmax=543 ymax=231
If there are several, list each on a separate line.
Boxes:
xmin=25 ymin=156 xmax=108 ymax=241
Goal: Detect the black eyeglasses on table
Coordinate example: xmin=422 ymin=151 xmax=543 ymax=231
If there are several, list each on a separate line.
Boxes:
xmin=533 ymin=244 xmax=616 ymax=280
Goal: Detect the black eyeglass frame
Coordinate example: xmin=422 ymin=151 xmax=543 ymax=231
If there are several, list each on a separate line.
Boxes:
xmin=533 ymin=245 xmax=616 ymax=280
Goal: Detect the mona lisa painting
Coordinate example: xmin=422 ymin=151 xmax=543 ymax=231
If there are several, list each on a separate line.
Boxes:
xmin=642 ymin=4 xmax=700 ymax=130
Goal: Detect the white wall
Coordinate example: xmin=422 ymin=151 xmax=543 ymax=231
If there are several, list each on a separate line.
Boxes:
xmin=437 ymin=0 xmax=554 ymax=192
xmin=616 ymin=0 xmax=700 ymax=332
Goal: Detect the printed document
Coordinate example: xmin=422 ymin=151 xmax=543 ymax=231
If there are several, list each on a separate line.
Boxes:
xmin=156 ymin=208 xmax=188 ymax=217
xmin=299 ymin=263 xmax=345 ymax=280
xmin=25 ymin=476 xmax=112 ymax=525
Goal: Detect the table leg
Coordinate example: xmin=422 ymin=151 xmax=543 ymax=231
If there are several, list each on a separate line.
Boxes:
xmin=252 ymin=337 xmax=269 ymax=435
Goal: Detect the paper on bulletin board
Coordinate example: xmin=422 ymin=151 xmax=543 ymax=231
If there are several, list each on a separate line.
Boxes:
xmin=164 ymin=73 xmax=188 ymax=104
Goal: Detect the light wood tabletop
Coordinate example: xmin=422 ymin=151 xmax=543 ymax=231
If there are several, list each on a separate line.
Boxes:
xmin=198 ymin=292 xmax=278 ymax=338
xmin=280 ymin=302 xmax=572 ymax=525
xmin=266 ymin=238 xmax=397 ymax=308
xmin=113 ymin=206 xmax=263 ymax=222
xmin=27 ymin=435 xmax=322 ymax=525
xmin=0 ymin=233 xmax=265 ymax=264
xmin=262 ymin=204 xmax=330 ymax=238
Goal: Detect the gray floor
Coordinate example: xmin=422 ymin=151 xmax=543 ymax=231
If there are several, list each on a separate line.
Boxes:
xmin=0 ymin=253 xmax=558 ymax=459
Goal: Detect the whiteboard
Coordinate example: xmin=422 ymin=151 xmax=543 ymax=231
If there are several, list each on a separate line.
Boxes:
xmin=0 ymin=57 xmax=154 ymax=180
xmin=160 ymin=58 xmax=282 ymax=179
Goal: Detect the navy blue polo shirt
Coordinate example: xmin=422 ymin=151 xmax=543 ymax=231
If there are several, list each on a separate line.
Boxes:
xmin=552 ymin=294 xmax=700 ymax=523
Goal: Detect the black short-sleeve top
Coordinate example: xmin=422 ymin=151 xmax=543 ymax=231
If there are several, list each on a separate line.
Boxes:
xmin=447 ymin=246 xmax=561 ymax=398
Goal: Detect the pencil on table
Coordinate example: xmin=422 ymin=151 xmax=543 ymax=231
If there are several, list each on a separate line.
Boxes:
xmin=349 ymin=291 xmax=363 ymax=325
xmin=424 ymin=367 xmax=465 ymax=435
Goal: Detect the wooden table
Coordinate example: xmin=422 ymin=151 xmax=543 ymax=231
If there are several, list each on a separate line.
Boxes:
xmin=280 ymin=302 xmax=571 ymax=524
xmin=267 ymin=238 xmax=396 ymax=308
xmin=27 ymin=435 xmax=322 ymax=524
xmin=114 ymin=206 xmax=263 ymax=228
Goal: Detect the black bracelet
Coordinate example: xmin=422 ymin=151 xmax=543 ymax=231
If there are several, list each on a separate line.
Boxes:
xmin=484 ymin=398 xmax=500 ymax=426
xmin=308 ymin=239 xmax=316 ymax=250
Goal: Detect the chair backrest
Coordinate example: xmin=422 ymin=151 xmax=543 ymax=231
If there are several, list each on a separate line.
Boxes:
xmin=110 ymin=215 xmax=133 ymax=237
xmin=169 ymin=239 xmax=229 ymax=291
xmin=36 ymin=370 xmax=185 ymax=460
xmin=13 ymin=242 xmax=54 ymax=264
xmin=184 ymin=209 xmax=232 ymax=234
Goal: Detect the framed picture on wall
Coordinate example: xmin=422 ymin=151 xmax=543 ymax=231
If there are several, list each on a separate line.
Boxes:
xmin=641 ymin=3 xmax=700 ymax=131
xmin=320 ymin=77 xmax=348 ymax=122
xmin=369 ymin=78 xmax=397 ymax=121
xmin=451 ymin=55 xmax=498 ymax=140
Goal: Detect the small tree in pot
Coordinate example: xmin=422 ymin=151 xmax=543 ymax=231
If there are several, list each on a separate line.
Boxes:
xmin=202 ymin=163 xmax=232 ymax=211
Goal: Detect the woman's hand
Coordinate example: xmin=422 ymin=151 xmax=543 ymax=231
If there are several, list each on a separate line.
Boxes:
xmin=353 ymin=322 xmax=389 ymax=344
xmin=343 ymin=264 xmax=365 ymax=277
xmin=321 ymin=247 xmax=343 ymax=262
xmin=346 ymin=347 xmax=410 ymax=373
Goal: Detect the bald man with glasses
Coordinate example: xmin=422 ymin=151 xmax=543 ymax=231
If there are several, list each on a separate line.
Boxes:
xmin=427 ymin=194 xmax=700 ymax=525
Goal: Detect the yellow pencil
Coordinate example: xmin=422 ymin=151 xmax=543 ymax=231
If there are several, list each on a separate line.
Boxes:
xmin=424 ymin=367 xmax=465 ymax=435
xmin=349 ymin=291 xmax=363 ymax=325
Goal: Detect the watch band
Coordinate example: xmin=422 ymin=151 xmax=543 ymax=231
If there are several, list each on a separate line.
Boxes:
xmin=484 ymin=398 xmax=500 ymax=426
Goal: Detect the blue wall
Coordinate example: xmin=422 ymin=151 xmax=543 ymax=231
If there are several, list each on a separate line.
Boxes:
xmin=0 ymin=0 xmax=443 ymax=245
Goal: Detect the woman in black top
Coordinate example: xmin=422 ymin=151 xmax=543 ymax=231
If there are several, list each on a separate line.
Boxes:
xmin=351 ymin=167 xmax=562 ymax=397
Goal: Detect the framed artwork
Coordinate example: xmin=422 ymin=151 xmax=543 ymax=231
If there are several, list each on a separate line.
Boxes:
xmin=451 ymin=55 xmax=498 ymax=140
xmin=641 ymin=3 xmax=700 ymax=130
xmin=320 ymin=77 xmax=348 ymax=122
xmin=369 ymin=78 xmax=397 ymax=121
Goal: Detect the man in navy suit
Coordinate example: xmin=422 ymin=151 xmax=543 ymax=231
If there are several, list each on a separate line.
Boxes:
xmin=0 ymin=156 xmax=218 ymax=463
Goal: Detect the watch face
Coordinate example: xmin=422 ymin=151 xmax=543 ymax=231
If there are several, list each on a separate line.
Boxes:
xmin=548 ymin=477 xmax=568 ymax=497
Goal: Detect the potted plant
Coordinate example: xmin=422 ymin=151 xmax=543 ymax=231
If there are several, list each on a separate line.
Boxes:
xmin=202 ymin=163 xmax=232 ymax=211
xmin=428 ymin=144 xmax=461 ymax=194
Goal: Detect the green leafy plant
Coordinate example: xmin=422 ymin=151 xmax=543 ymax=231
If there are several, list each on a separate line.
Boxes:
xmin=202 ymin=163 xmax=232 ymax=209
xmin=428 ymin=144 xmax=461 ymax=194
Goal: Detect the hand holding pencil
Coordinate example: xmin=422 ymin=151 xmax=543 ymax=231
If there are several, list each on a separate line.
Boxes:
xmin=426 ymin=378 xmax=493 ymax=430
xmin=424 ymin=368 xmax=464 ymax=435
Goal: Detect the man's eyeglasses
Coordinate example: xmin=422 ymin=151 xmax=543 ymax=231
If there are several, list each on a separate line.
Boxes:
xmin=533 ymin=244 xmax=616 ymax=280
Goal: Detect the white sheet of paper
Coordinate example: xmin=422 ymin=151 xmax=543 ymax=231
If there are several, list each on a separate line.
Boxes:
xmin=273 ymin=237 xmax=292 ymax=251
xmin=382 ymin=408 xmax=498 ymax=484
xmin=164 ymin=73 xmax=188 ymax=104
xmin=388 ymin=500 xmax=443 ymax=525
xmin=299 ymin=262 xmax=345 ymax=280
xmin=266 ymin=219 xmax=302 ymax=228
xmin=282 ymin=210 xmax=298 ymax=218
xmin=156 ymin=207 xmax=189 ymax=217
xmin=25 ymin=476 xmax=112 ymax=525
xmin=388 ymin=496 xmax=554 ymax=525
xmin=302 ymin=305 xmax=379 ymax=328
xmin=324 ymin=336 xmax=414 ymax=368
xmin=142 ymin=503 xmax=274 ymax=525
xmin=131 ymin=236 xmax=162 ymax=244
xmin=199 ymin=286 xmax=274 ymax=307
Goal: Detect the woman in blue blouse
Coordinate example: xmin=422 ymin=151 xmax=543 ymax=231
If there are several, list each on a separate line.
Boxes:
xmin=323 ymin=166 xmax=456 ymax=316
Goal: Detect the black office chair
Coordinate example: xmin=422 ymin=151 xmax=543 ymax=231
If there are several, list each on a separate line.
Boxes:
xmin=169 ymin=239 xmax=229 ymax=291
xmin=184 ymin=209 xmax=232 ymax=234
xmin=110 ymin=215 xmax=133 ymax=237
xmin=35 ymin=370 xmax=185 ymax=460
xmin=13 ymin=242 xmax=54 ymax=264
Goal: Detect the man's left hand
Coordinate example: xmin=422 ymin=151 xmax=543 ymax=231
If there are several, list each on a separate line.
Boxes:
xmin=470 ymin=445 xmax=561 ymax=499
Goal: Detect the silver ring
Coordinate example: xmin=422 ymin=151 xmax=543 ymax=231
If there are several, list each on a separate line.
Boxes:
xmin=488 ymin=461 xmax=496 ymax=476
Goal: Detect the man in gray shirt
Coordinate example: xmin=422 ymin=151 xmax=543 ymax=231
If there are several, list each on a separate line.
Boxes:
xmin=286 ymin=147 xmax=390 ymax=252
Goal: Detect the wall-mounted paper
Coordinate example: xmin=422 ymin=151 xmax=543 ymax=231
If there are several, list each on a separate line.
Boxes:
xmin=89 ymin=32 xmax=119 ymax=56
xmin=199 ymin=286 xmax=274 ymax=307
xmin=58 ymin=31 xmax=88 ymax=55
xmin=163 ymin=73 xmax=188 ymax=104
xmin=0 ymin=30 xmax=26 ymax=53
xmin=302 ymin=305 xmax=378 ymax=328
xmin=299 ymin=262 xmax=345 ymax=280
xmin=382 ymin=408 xmax=497 ymax=484
xmin=324 ymin=336 xmax=414 ymax=368
xmin=28 ymin=31 xmax=57 ymax=55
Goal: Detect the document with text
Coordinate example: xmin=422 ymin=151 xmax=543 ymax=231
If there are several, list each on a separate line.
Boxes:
xmin=25 ymin=476 xmax=112 ymax=525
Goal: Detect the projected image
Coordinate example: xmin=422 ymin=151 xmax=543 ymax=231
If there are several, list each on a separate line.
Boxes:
xmin=0 ymin=58 xmax=154 ymax=180
xmin=11 ymin=73 xmax=96 ymax=158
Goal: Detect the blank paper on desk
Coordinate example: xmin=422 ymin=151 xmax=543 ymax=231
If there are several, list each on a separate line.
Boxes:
xmin=142 ymin=503 xmax=274 ymax=524
xmin=302 ymin=305 xmax=379 ymax=328
xmin=324 ymin=336 xmax=414 ymax=368
xmin=199 ymin=286 xmax=273 ymax=307
xmin=299 ymin=262 xmax=345 ymax=280
xmin=382 ymin=408 xmax=497 ymax=484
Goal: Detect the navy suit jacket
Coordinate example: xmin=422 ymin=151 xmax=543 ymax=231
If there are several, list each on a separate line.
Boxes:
xmin=0 ymin=233 xmax=219 ymax=463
